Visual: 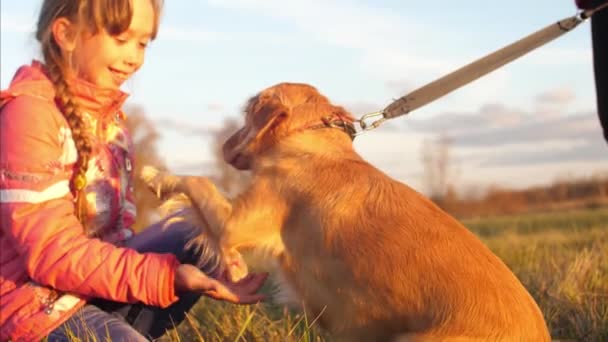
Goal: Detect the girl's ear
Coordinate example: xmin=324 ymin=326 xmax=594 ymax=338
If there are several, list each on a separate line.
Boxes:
xmin=51 ymin=17 xmax=78 ymax=52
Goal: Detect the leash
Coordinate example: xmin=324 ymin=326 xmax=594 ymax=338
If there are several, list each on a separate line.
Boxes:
xmin=353 ymin=3 xmax=608 ymax=135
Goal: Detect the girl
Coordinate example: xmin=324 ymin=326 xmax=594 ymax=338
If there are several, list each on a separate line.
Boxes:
xmin=0 ymin=0 xmax=266 ymax=341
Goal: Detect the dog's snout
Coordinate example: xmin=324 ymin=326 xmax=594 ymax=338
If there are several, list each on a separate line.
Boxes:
xmin=222 ymin=131 xmax=239 ymax=162
xmin=223 ymin=127 xmax=251 ymax=170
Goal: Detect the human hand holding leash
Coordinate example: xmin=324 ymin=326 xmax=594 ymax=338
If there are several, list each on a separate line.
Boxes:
xmin=174 ymin=264 xmax=267 ymax=304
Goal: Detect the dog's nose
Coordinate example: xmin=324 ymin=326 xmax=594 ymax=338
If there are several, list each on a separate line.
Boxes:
xmin=223 ymin=128 xmax=252 ymax=170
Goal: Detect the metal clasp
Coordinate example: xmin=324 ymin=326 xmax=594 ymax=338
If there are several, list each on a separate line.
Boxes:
xmin=354 ymin=111 xmax=387 ymax=136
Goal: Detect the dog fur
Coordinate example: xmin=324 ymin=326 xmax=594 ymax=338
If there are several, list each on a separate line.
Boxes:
xmin=143 ymin=83 xmax=550 ymax=341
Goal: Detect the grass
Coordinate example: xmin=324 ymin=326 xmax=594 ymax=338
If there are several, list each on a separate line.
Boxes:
xmin=464 ymin=207 xmax=608 ymax=341
xmin=462 ymin=206 xmax=608 ymax=238
xmin=164 ymin=207 xmax=608 ymax=341
xmin=53 ymin=207 xmax=608 ymax=341
xmin=157 ymin=300 xmax=328 ymax=341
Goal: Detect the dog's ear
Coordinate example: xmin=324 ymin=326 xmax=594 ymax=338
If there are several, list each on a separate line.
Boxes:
xmin=250 ymin=93 xmax=290 ymax=139
xmin=222 ymin=93 xmax=290 ymax=170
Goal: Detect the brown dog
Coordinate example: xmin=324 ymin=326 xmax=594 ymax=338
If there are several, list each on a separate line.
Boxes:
xmin=144 ymin=83 xmax=550 ymax=341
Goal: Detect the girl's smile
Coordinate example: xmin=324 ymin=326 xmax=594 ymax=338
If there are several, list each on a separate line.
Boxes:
xmin=108 ymin=67 xmax=131 ymax=86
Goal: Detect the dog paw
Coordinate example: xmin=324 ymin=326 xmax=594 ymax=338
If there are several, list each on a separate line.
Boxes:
xmin=140 ymin=165 xmax=181 ymax=199
xmin=225 ymin=250 xmax=249 ymax=282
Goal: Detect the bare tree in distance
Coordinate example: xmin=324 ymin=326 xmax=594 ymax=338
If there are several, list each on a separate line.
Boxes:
xmin=209 ymin=117 xmax=252 ymax=198
xmin=125 ymin=105 xmax=166 ymax=231
xmin=420 ymin=133 xmax=456 ymax=204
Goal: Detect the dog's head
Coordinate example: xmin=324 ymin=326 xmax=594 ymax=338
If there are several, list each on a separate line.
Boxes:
xmin=223 ymin=82 xmax=354 ymax=170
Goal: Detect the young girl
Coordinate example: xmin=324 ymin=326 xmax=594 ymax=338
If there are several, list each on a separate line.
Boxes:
xmin=0 ymin=0 xmax=266 ymax=341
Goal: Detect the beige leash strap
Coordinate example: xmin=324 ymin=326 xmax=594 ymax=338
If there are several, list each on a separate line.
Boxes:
xmin=356 ymin=5 xmax=608 ymax=132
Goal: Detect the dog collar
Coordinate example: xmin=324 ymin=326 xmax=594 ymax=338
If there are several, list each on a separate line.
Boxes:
xmin=306 ymin=114 xmax=357 ymax=140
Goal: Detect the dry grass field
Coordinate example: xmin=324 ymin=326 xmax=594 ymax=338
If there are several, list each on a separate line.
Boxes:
xmin=154 ymin=207 xmax=608 ymax=342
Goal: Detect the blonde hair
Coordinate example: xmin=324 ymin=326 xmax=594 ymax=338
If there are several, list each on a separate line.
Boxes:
xmin=35 ymin=0 xmax=163 ymax=235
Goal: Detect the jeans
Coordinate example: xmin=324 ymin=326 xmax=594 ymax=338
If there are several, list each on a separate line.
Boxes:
xmin=47 ymin=218 xmax=218 ymax=341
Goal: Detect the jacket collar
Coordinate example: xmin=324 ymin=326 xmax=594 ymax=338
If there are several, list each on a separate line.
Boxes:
xmin=3 ymin=60 xmax=129 ymax=118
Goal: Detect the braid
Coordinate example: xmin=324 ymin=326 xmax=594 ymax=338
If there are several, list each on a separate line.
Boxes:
xmin=35 ymin=0 xmax=165 ymax=236
xmin=44 ymin=52 xmax=94 ymax=235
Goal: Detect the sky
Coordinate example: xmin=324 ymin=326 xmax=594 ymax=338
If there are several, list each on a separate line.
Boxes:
xmin=2 ymin=0 xmax=608 ymax=195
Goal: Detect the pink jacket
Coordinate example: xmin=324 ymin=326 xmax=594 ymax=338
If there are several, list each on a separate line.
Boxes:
xmin=0 ymin=62 xmax=180 ymax=341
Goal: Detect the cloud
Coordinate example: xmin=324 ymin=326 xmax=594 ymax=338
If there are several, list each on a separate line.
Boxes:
xmin=535 ymin=87 xmax=576 ymax=106
xmin=372 ymin=80 xmax=605 ymax=175
xmin=398 ymin=82 xmax=597 ymax=149
xmin=203 ymin=0 xmax=452 ymax=79
xmin=450 ymin=111 xmax=599 ymax=147
xmin=378 ymin=60 xmax=515 ymax=118
xmin=199 ymin=1 xmax=587 ymax=115
xmin=480 ymin=136 xmax=608 ymax=167
xmin=405 ymin=103 xmax=526 ymax=135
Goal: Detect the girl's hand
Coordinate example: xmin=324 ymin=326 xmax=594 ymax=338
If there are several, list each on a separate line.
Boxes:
xmin=175 ymin=264 xmax=267 ymax=304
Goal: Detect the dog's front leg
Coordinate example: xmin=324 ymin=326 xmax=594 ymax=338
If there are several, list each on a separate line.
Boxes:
xmin=180 ymin=176 xmax=232 ymax=237
xmin=179 ymin=176 xmax=287 ymax=281
xmin=141 ymin=166 xmax=232 ymax=238
xmin=141 ymin=167 xmax=245 ymax=276
xmin=171 ymin=175 xmax=287 ymax=282
xmin=175 ymin=176 xmax=256 ymax=280
xmin=142 ymin=167 xmax=287 ymax=281
xmin=216 ymin=177 xmax=288 ymax=281
xmin=176 ymin=173 xmax=286 ymax=252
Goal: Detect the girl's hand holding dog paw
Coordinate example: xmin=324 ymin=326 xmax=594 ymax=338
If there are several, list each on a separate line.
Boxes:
xmin=174 ymin=264 xmax=267 ymax=304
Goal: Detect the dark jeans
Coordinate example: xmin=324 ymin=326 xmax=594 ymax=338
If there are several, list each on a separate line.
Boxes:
xmin=47 ymin=219 xmax=218 ymax=341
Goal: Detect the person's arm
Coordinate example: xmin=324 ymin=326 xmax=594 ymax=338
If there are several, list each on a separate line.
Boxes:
xmin=0 ymin=95 xmax=179 ymax=308
xmin=591 ymin=3 xmax=608 ymax=142
xmin=576 ymin=0 xmax=608 ymax=142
